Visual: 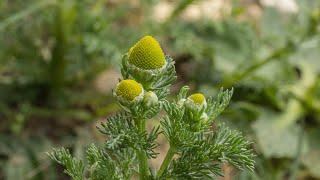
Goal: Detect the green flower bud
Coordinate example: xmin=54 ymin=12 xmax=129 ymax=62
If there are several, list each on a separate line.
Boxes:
xmin=128 ymin=35 xmax=166 ymax=70
xmin=115 ymin=79 xmax=144 ymax=102
xmin=143 ymin=91 xmax=158 ymax=107
xmin=177 ymin=98 xmax=186 ymax=107
xmin=200 ymin=112 xmax=209 ymax=122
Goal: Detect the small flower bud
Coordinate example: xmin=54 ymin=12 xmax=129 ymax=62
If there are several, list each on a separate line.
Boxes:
xmin=115 ymin=79 xmax=144 ymax=102
xmin=185 ymin=93 xmax=207 ymax=110
xmin=200 ymin=112 xmax=209 ymax=122
xmin=143 ymin=91 xmax=158 ymax=107
xmin=128 ymin=35 xmax=166 ymax=70
xmin=177 ymin=98 xmax=186 ymax=107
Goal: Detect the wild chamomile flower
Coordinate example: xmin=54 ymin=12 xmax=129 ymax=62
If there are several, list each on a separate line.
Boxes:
xmin=189 ymin=93 xmax=206 ymax=105
xmin=121 ymin=35 xmax=176 ymax=90
xmin=128 ymin=35 xmax=166 ymax=70
xmin=49 ymin=32 xmax=255 ymax=180
xmin=115 ymin=79 xmax=144 ymax=103
xmin=185 ymin=93 xmax=207 ymax=110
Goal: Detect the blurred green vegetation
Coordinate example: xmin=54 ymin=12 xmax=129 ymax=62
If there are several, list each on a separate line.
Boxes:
xmin=1 ymin=0 xmax=320 ymax=179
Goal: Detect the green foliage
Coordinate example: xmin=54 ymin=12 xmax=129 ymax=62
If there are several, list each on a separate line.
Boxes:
xmin=86 ymin=144 xmax=135 ymax=180
xmin=206 ymin=88 xmax=234 ymax=121
xmin=0 ymin=0 xmax=143 ymax=130
xmin=0 ymin=135 xmax=56 ymax=180
xmin=98 ymin=112 xmax=160 ymax=159
xmin=2 ymin=0 xmax=320 ymax=179
xmin=49 ymin=36 xmax=255 ymax=179
xmin=160 ymin=1 xmax=320 ymax=179
xmin=48 ymin=148 xmax=84 ymax=180
xmin=162 ymin=124 xmax=254 ymax=179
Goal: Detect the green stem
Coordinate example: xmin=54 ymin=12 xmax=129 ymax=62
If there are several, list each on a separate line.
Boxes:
xmin=49 ymin=2 xmax=67 ymax=91
xmin=157 ymin=146 xmax=176 ymax=178
xmin=276 ymin=100 xmax=304 ymax=129
xmin=137 ymin=119 xmax=150 ymax=179
xmin=217 ymin=44 xmax=293 ymax=88
xmin=217 ymin=16 xmax=319 ymax=89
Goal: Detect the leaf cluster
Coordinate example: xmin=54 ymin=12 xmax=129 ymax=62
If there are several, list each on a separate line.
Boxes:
xmin=159 ymin=88 xmax=254 ymax=179
xmin=98 ymin=112 xmax=160 ymax=159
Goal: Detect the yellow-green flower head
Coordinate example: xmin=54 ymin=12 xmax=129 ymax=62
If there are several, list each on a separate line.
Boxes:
xmin=128 ymin=35 xmax=166 ymax=70
xmin=115 ymin=79 xmax=143 ymax=102
xmin=185 ymin=93 xmax=207 ymax=109
xmin=188 ymin=93 xmax=206 ymax=105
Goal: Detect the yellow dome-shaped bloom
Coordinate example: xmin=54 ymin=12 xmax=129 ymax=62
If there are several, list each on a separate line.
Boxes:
xmin=188 ymin=93 xmax=206 ymax=105
xmin=128 ymin=36 xmax=166 ymax=70
xmin=116 ymin=79 xmax=143 ymax=101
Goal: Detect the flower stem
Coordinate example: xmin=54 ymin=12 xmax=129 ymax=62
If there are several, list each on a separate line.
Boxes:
xmin=157 ymin=146 xmax=176 ymax=178
xmin=137 ymin=119 xmax=150 ymax=179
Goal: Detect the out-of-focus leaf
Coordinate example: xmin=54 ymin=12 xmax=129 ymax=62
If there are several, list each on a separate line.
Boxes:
xmin=252 ymin=107 xmax=308 ymax=158
xmin=260 ymin=8 xmax=289 ymax=47
xmin=0 ymin=135 xmax=54 ymax=179
xmin=166 ymin=18 xmax=258 ymax=74
xmin=289 ymin=37 xmax=320 ymax=73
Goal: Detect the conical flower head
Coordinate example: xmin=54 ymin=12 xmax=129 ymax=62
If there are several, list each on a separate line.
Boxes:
xmin=115 ymin=79 xmax=143 ymax=101
xmin=128 ymin=36 xmax=166 ymax=70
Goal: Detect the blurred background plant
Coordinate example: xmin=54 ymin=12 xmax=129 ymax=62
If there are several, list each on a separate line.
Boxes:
xmin=0 ymin=0 xmax=320 ymax=179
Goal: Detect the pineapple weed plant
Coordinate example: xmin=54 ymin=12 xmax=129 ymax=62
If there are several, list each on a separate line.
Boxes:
xmin=48 ymin=36 xmax=255 ymax=179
